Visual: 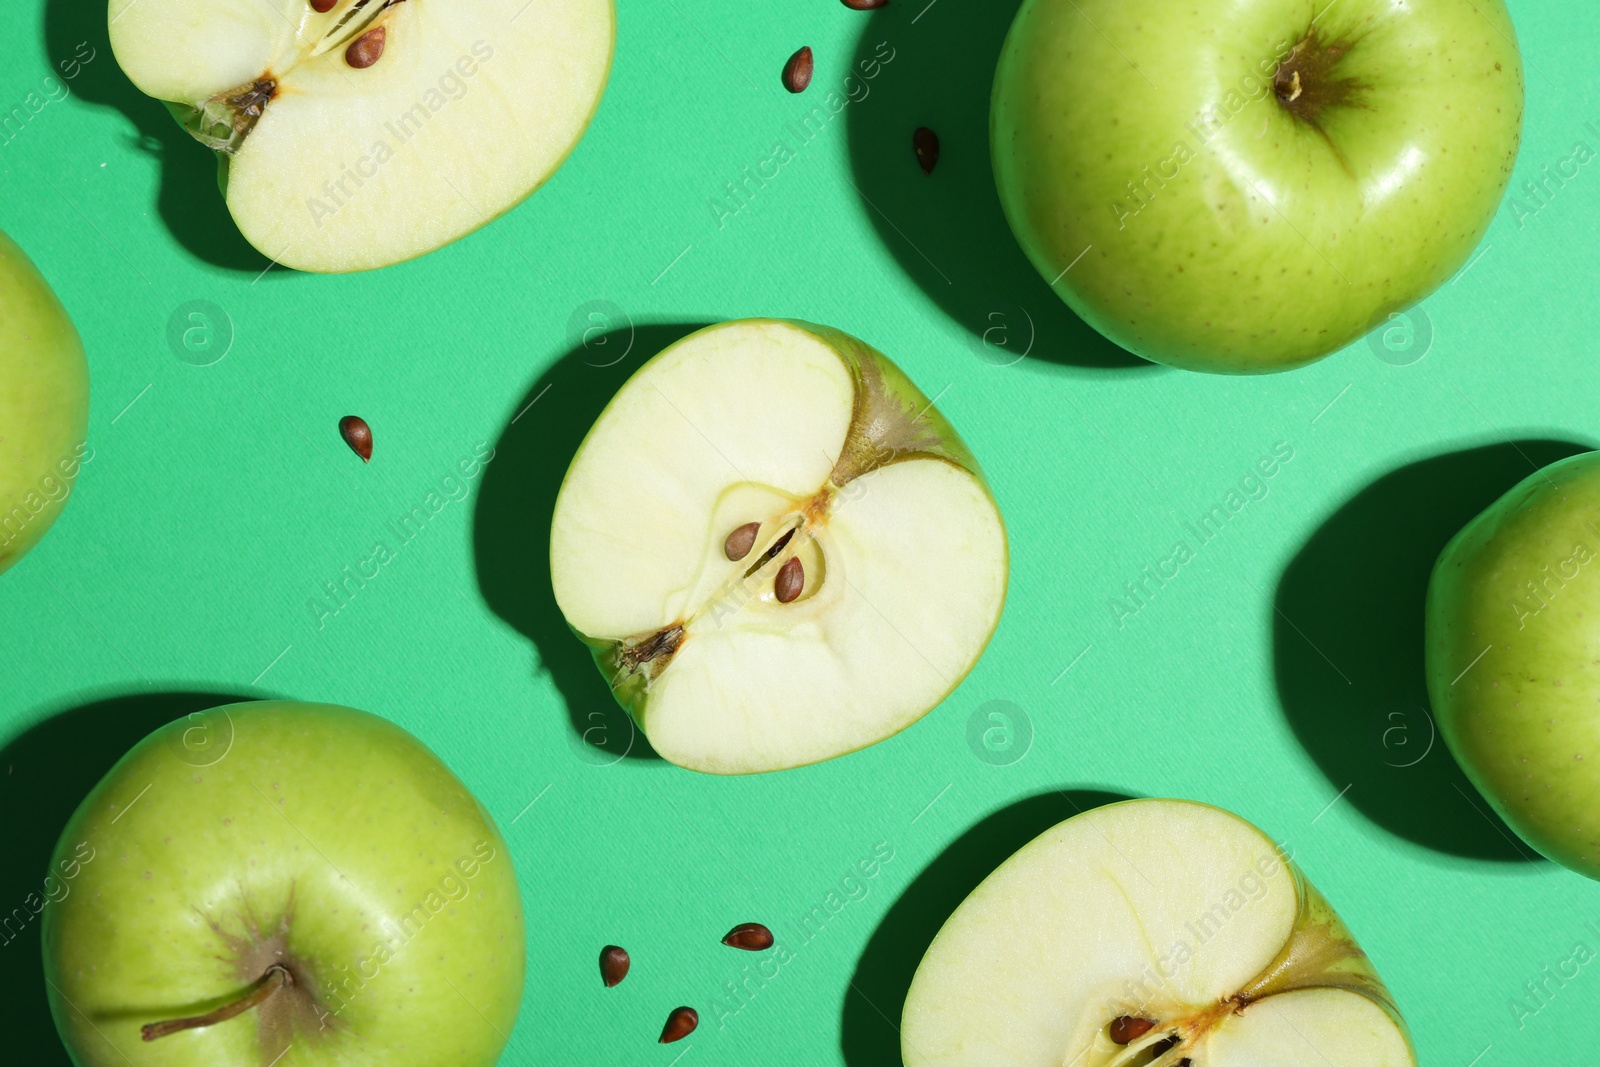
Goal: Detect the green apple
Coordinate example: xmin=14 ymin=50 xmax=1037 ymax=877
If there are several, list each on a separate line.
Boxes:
xmin=550 ymin=319 xmax=1008 ymax=774
xmin=992 ymin=0 xmax=1523 ymax=373
xmin=0 ymin=229 xmax=89 ymax=576
xmin=108 ymin=0 xmax=614 ymax=272
xmin=42 ymin=701 xmax=524 ymax=1066
xmin=903 ymin=799 xmax=1416 ymax=1067
xmin=1427 ymin=451 xmax=1600 ymax=878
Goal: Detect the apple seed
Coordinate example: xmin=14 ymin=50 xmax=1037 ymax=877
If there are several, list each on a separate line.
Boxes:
xmin=310 ymin=0 xmax=337 ymax=10
xmin=659 ymin=1006 xmax=698 ymax=1043
xmin=842 ymin=0 xmax=890 ymax=7
xmin=774 ymin=556 xmax=804 ymax=603
xmin=599 ymin=945 xmax=630 ymax=987
xmin=1108 ymin=1015 xmax=1156 ymax=1044
xmin=783 ymin=47 xmax=814 ymax=94
xmin=724 ymin=522 xmax=761 ymax=561
xmin=339 ymin=415 xmax=373 ymax=462
xmin=721 ymin=922 xmax=774 ymax=951
xmin=913 ymin=127 xmax=940 ymax=175
xmin=345 ymin=25 xmax=386 ymax=69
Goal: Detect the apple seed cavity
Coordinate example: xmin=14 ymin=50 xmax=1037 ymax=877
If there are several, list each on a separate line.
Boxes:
xmin=775 ymin=556 xmax=804 ymax=603
xmin=345 ymin=25 xmax=386 ymax=68
xmin=724 ymin=521 xmax=761 ymax=561
xmin=1108 ymin=1015 xmax=1156 ymax=1044
xmin=721 ymin=923 xmax=775 ymax=950
xmin=599 ymin=945 xmax=630 ymax=987
xmin=659 ymin=1006 xmax=698 ymax=1043
xmin=783 ymin=47 xmax=814 ymax=93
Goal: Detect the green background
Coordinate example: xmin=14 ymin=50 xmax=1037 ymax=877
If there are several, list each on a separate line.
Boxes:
xmin=2 ymin=0 xmax=1597 ymax=1063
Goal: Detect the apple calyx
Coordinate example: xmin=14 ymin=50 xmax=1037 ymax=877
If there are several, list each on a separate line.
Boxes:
xmin=141 ymin=962 xmax=292 ymax=1042
xmin=168 ymin=0 xmax=407 ymax=155
xmin=1272 ymin=28 xmax=1366 ymax=131
xmin=1096 ymin=874 xmax=1401 ymax=1067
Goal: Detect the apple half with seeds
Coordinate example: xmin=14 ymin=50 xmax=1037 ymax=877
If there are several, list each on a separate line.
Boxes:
xmin=550 ymin=320 xmax=1008 ymax=774
xmin=904 ymin=799 xmax=1416 ymax=1067
xmin=108 ymin=0 xmax=614 ymax=272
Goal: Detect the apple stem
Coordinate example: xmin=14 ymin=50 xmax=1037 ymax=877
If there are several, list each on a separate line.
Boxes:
xmin=140 ymin=963 xmax=292 ymax=1042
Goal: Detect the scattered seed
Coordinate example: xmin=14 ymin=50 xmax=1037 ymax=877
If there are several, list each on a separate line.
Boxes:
xmin=1109 ymin=1016 xmax=1155 ymax=1045
xmin=345 ymin=25 xmax=386 ymax=69
xmin=842 ymin=0 xmax=890 ymax=7
xmin=721 ymin=923 xmax=775 ymax=951
xmin=338 ymin=416 xmax=373 ymax=462
xmin=724 ymin=522 xmax=761 ymax=562
xmin=599 ymin=945 xmax=630 ymax=988
xmin=913 ymin=127 xmax=940 ymax=174
xmin=783 ymin=47 xmax=814 ymax=94
xmin=659 ymin=1006 xmax=698 ymax=1044
xmin=775 ymin=556 xmax=804 ymax=603
xmin=310 ymin=0 xmax=337 ymax=11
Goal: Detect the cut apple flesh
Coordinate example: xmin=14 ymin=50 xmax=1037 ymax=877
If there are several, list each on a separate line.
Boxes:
xmin=550 ymin=320 xmax=1008 ymax=774
xmin=109 ymin=0 xmax=614 ymax=271
xmin=902 ymin=799 xmax=1416 ymax=1067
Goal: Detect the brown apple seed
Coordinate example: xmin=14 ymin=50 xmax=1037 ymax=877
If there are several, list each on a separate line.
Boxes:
xmin=913 ymin=127 xmax=940 ymax=175
xmin=783 ymin=47 xmax=814 ymax=94
xmin=659 ymin=1006 xmax=698 ymax=1043
xmin=599 ymin=945 xmax=630 ymax=988
xmin=724 ymin=522 xmax=760 ymax=561
xmin=339 ymin=415 xmax=373 ymax=462
xmin=345 ymin=25 xmax=386 ymax=69
xmin=721 ymin=923 xmax=775 ymax=951
xmin=775 ymin=556 xmax=804 ymax=603
xmin=311 ymin=0 xmax=337 ymax=10
xmin=1109 ymin=1016 xmax=1156 ymax=1044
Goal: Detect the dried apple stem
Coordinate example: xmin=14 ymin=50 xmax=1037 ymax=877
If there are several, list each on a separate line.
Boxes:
xmin=141 ymin=963 xmax=291 ymax=1041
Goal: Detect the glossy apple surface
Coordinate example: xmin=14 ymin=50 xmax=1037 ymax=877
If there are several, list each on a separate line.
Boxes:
xmin=42 ymin=701 xmax=524 ymax=1066
xmin=0 ymin=229 xmax=88 ymax=575
xmin=1427 ymin=452 xmax=1600 ymax=878
xmin=992 ymin=0 xmax=1523 ymax=373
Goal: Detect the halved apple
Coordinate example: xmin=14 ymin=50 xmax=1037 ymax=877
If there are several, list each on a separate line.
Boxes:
xmin=108 ymin=0 xmax=615 ymax=272
xmin=549 ymin=320 xmax=1008 ymax=774
xmin=903 ymin=799 xmax=1416 ymax=1067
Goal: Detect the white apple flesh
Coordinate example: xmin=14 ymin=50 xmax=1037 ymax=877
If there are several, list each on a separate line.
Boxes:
xmin=550 ymin=320 xmax=1008 ymax=774
xmin=108 ymin=0 xmax=614 ymax=272
xmin=903 ymin=799 xmax=1415 ymax=1067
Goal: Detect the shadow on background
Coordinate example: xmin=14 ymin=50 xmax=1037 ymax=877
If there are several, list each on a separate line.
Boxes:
xmin=43 ymin=2 xmax=267 ymax=271
xmin=0 ymin=690 xmax=252 ymax=1066
xmin=844 ymin=4 xmax=1150 ymax=372
xmin=1274 ymin=440 xmax=1594 ymax=860
xmin=473 ymin=323 xmax=713 ymax=764
xmin=841 ymin=788 xmax=1132 ymax=1065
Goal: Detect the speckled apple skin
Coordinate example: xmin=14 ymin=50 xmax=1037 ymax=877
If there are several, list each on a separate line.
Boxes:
xmin=42 ymin=701 xmax=524 ymax=1066
xmin=1427 ymin=453 xmax=1600 ymax=878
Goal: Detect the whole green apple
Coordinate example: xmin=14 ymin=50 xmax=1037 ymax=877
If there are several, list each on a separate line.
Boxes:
xmin=1427 ymin=452 xmax=1600 ymax=878
xmin=992 ymin=0 xmax=1523 ymax=373
xmin=0 ymin=228 xmax=89 ymax=575
xmin=42 ymin=701 xmax=525 ymax=1065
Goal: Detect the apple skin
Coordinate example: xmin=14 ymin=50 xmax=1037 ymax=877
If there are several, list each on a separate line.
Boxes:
xmin=0 ymin=229 xmax=89 ymax=575
xmin=1427 ymin=453 xmax=1600 ymax=879
xmin=41 ymin=701 xmax=524 ymax=1066
xmin=992 ymin=0 xmax=1523 ymax=373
